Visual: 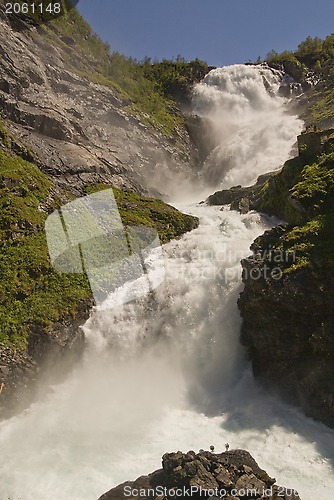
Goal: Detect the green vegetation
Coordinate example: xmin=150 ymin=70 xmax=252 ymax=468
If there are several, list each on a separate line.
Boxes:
xmin=84 ymin=184 xmax=197 ymax=244
xmin=282 ymin=212 xmax=334 ymax=276
xmin=141 ymin=56 xmax=209 ymax=101
xmin=266 ymin=34 xmax=334 ymax=126
xmin=258 ymin=144 xmax=334 ymax=279
xmin=0 ymin=148 xmax=91 ymax=348
xmin=266 ymin=35 xmax=334 ymax=74
xmin=291 ymin=154 xmax=334 ymax=210
xmin=114 ymin=187 xmax=197 ymax=243
xmin=0 ymin=129 xmax=198 ymax=348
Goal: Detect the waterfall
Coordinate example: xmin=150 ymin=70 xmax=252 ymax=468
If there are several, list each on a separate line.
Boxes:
xmin=193 ymin=64 xmax=303 ymax=188
xmin=0 ymin=65 xmax=333 ymax=500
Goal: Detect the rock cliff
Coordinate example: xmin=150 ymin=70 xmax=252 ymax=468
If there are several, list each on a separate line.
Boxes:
xmin=0 ymin=4 xmax=200 ymax=416
xmin=210 ymin=131 xmax=334 ymax=427
xmin=99 ymin=450 xmax=301 ymax=500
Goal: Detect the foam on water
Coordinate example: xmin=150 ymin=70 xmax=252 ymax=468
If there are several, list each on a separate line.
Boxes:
xmin=0 ymin=205 xmax=334 ymax=500
xmin=0 ymin=65 xmax=333 ymax=500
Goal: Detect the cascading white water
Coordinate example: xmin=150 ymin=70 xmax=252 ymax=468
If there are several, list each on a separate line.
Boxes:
xmin=193 ymin=64 xmax=303 ymax=188
xmin=1 ymin=65 xmax=334 ymax=500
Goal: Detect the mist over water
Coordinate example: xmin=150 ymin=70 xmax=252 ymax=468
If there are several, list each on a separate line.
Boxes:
xmin=1 ymin=65 xmax=334 ymax=500
xmin=193 ymin=64 xmax=304 ymax=188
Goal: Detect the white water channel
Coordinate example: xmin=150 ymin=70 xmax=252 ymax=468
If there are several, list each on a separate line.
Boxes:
xmin=1 ymin=65 xmax=333 ymax=500
xmin=193 ymin=64 xmax=303 ymax=189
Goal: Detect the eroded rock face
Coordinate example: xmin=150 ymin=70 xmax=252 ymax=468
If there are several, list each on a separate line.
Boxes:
xmin=0 ymin=298 xmax=93 ymax=419
xmin=98 ymin=450 xmax=301 ymax=500
xmin=238 ymin=229 xmax=334 ymax=428
xmin=206 ymin=172 xmax=275 ymax=213
xmin=0 ymin=7 xmax=199 ymax=198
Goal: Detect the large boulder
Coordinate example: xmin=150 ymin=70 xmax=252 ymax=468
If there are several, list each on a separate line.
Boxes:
xmin=98 ymin=450 xmax=301 ymax=500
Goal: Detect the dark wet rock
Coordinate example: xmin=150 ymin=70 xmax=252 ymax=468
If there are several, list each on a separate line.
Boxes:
xmin=98 ymin=450 xmax=300 ymax=500
xmin=237 ymin=136 xmax=334 ymax=427
xmin=206 ymin=172 xmax=275 ymax=213
xmin=185 ymin=114 xmax=219 ymax=164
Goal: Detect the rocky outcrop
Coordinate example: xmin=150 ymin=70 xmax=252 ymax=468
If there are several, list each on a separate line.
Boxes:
xmin=238 ymin=228 xmax=334 ymax=428
xmin=206 ymin=172 xmax=275 ymax=213
xmin=0 ymin=6 xmax=200 ymax=198
xmin=0 ymin=298 xmax=93 ymax=419
xmin=268 ymin=60 xmax=315 ymax=95
xmin=99 ymin=450 xmax=301 ymax=500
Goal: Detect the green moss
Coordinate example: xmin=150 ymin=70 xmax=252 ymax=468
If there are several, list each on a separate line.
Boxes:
xmin=0 ymin=150 xmax=92 ymax=347
xmin=310 ymin=88 xmax=334 ymax=125
xmin=0 ymin=156 xmax=198 ymax=348
xmin=280 ymin=212 xmax=334 ymax=279
xmin=291 ymin=153 xmax=334 ymax=212
xmin=0 ymin=122 xmax=11 ymax=149
xmin=85 ymin=184 xmax=198 ymax=244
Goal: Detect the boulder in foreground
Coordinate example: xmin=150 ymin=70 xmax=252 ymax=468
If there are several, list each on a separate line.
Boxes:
xmin=99 ymin=449 xmax=301 ymax=500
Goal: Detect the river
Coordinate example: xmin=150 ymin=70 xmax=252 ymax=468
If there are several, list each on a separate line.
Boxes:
xmin=0 ymin=64 xmax=333 ymax=500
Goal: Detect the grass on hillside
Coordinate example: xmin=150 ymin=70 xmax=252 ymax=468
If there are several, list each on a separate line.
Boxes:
xmin=28 ymin=7 xmax=206 ymax=138
xmin=0 ymin=149 xmax=91 ymax=348
xmin=265 ymin=34 xmax=334 ymax=127
xmin=0 ymin=144 xmax=198 ymax=349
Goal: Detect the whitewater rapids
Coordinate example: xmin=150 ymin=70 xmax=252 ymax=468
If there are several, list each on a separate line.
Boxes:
xmin=0 ymin=204 xmax=334 ymax=500
xmin=193 ymin=64 xmax=303 ymax=189
xmin=0 ymin=64 xmax=333 ymax=500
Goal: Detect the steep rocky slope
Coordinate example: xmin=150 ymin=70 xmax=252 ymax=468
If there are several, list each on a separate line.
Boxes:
xmin=238 ymin=134 xmax=334 ymax=427
xmin=0 ymin=5 xmax=200 ymax=416
xmin=99 ymin=450 xmax=301 ymax=500
xmin=266 ymin=34 xmax=334 ymax=130
xmin=208 ymin=130 xmax=334 ymax=427
xmin=0 ymin=4 xmax=201 ymax=198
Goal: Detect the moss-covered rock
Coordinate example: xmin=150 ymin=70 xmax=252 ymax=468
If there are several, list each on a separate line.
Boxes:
xmin=100 ymin=450 xmax=300 ymax=500
xmin=0 ymin=126 xmax=198 ymax=350
xmin=238 ymin=135 xmax=334 ymax=427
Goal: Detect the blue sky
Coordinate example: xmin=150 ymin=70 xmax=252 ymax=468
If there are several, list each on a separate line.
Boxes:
xmin=77 ymin=0 xmax=334 ymax=66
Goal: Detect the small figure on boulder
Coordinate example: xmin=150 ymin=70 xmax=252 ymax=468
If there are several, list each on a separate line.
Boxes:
xmin=210 ymin=445 xmax=215 ymax=453
xmin=225 ymin=443 xmax=230 ymax=452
